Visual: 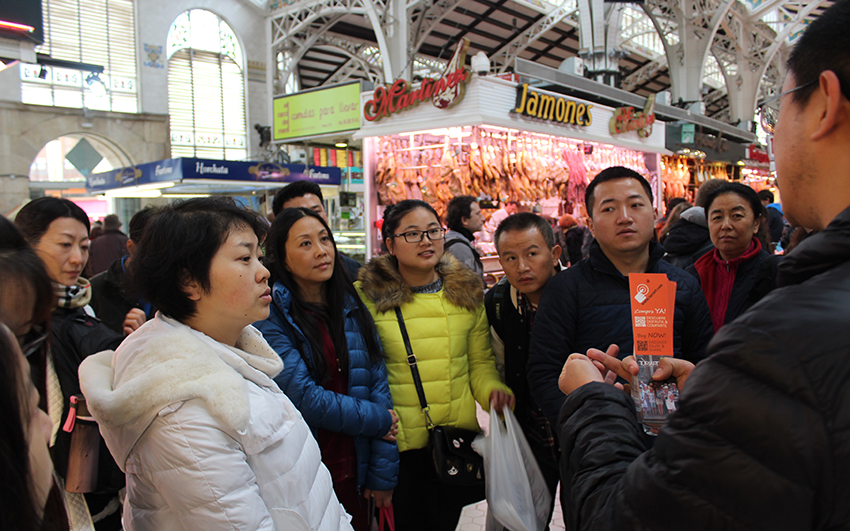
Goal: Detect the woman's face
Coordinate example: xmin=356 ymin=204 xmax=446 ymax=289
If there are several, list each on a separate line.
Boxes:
xmin=32 ymin=217 xmax=90 ymax=286
xmin=190 ymin=226 xmax=271 ymax=340
xmin=386 ymin=208 xmax=444 ymax=274
xmin=708 ymin=193 xmax=760 ymax=261
xmin=284 ymin=216 xmax=335 ymax=297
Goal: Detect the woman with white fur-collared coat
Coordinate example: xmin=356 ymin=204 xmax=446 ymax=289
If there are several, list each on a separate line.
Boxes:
xmin=78 ymin=197 xmax=351 ymax=531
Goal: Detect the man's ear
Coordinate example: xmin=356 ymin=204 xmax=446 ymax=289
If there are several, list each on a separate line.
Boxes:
xmin=587 ymin=217 xmax=596 ymax=238
xmin=811 ymin=70 xmax=847 ymax=141
xmin=551 ymin=244 xmax=562 ymax=265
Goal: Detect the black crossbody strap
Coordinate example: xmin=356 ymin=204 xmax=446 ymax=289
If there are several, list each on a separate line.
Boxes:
xmin=395 ymin=307 xmax=434 ymax=429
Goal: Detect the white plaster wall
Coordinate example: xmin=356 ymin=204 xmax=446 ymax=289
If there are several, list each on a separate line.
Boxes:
xmin=136 ymin=0 xmax=269 ymax=156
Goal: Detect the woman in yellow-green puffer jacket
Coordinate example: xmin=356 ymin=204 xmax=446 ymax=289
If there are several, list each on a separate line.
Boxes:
xmin=356 ymin=199 xmax=512 ymax=531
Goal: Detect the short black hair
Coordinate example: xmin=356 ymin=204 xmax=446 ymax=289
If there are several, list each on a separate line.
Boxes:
xmin=381 ymin=199 xmax=441 ymax=243
xmin=706 ymin=183 xmax=767 ymax=222
xmin=272 ymin=181 xmax=324 ymax=216
xmin=666 ymin=197 xmax=688 ymax=212
xmin=584 ymin=166 xmax=653 ymax=218
xmin=756 ymin=189 xmax=775 ymax=204
xmin=128 ymin=207 xmax=159 ymax=243
xmin=694 ymin=179 xmax=729 ymax=208
xmin=129 ymin=197 xmax=267 ymax=322
xmin=15 ymin=197 xmax=91 ymax=243
xmin=0 ymin=215 xmax=55 ymax=334
xmin=494 ymin=212 xmax=556 ymax=253
xmin=445 ymin=196 xmax=477 ymax=231
xmin=786 ymin=0 xmax=850 ymax=105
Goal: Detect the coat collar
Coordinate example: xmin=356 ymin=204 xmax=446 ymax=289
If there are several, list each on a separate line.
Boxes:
xmin=589 ymin=240 xmax=665 ymax=278
xmin=357 ymin=253 xmax=484 ymax=313
xmin=777 ymin=204 xmax=850 ymax=287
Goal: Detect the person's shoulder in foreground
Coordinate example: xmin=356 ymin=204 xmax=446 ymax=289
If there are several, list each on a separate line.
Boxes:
xmin=556 ymin=1 xmax=850 ymax=527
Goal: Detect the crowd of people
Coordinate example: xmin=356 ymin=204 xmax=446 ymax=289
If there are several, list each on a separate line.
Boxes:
xmin=1 ymin=3 xmax=848 ymax=529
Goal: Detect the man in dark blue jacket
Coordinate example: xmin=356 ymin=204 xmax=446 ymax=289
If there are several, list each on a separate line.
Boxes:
xmin=528 ymin=166 xmax=712 ymax=426
xmin=556 ymin=2 xmax=850 ymax=528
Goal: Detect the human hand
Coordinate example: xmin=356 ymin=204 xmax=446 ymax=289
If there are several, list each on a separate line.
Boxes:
xmin=649 ymin=357 xmax=695 ymax=390
xmin=382 ymin=409 xmax=399 ymax=442
xmin=489 ymin=390 xmax=515 ymax=413
xmin=123 ymin=308 xmax=146 ymax=336
xmin=558 ymin=353 xmax=605 ymax=396
xmin=588 ymin=348 xmax=695 ymax=391
xmin=363 ymin=489 xmax=393 ymax=508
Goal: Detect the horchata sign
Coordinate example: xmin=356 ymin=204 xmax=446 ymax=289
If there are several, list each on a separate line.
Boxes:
xmin=363 ymin=39 xmax=471 ymax=122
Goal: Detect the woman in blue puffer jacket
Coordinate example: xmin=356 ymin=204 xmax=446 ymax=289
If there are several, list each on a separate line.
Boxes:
xmin=256 ymin=207 xmax=399 ymax=531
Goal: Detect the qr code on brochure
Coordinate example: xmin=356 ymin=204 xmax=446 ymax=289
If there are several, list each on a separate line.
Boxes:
xmin=635 ymin=316 xmax=646 ymax=327
xmin=637 ymin=340 xmax=648 ymax=351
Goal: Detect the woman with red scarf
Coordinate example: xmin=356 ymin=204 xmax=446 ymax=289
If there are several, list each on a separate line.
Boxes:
xmin=687 ymin=183 xmax=779 ymax=332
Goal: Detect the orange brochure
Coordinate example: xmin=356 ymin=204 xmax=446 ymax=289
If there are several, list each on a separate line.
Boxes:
xmin=629 ymin=273 xmax=674 ymax=357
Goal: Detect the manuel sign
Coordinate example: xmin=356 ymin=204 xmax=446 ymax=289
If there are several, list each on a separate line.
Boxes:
xmin=363 ymin=39 xmax=471 ymax=122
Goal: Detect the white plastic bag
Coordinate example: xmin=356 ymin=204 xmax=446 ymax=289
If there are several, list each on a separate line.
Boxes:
xmin=478 ymin=404 xmax=552 ymax=531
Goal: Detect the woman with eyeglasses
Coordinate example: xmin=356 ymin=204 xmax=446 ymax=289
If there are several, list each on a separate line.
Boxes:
xmin=255 ymin=207 xmax=398 ymax=530
xmin=355 ymin=199 xmax=513 ymax=531
xmin=15 ymin=199 xmax=131 ymax=530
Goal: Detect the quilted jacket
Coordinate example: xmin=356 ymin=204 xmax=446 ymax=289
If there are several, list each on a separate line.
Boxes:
xmin=79 ymin=313 xmax=352 ymax=531
xmin=255 ymin=283 xmax=399 ymax=492
xmin=355 ymin=253 xmax=511 ymax=452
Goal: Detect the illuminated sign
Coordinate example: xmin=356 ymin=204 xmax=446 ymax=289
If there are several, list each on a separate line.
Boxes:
xmin=273 ymin=82 xmax=361 ymax=141
xmin=513 ymin=84 xmax=593 ymax=127
xmin=610 ymin=94 xmax=656 ymax=137
xmin=363 ymin=39 xmax=471 ymax=122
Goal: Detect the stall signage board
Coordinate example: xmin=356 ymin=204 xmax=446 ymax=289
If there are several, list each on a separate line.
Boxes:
xmin=363 ymin=39 xmax=471 ymax=122
xmin=610 ymin=94 xmax=656 ymax=137
xmin=512 ymin=83 xmax=593 ymax=127
xmin=87 ymin=158 xmax=342 ymax=193
xmin=273 ymin=82 xmax=361 ymax=141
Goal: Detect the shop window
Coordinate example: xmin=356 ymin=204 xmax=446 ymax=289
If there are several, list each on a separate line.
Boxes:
xmin=167 ymin=9 xmax=247 ymax=161
xmin=20 ymin=0 xmax=138 ymax=113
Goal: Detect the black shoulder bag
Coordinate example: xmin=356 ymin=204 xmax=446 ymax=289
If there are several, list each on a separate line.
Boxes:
xmin=394 ymin=307 xmax=484 ymax=486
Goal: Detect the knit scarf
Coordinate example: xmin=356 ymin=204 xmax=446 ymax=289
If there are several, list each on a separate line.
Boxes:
xmin=694 ymin=239 xmax=761 ymax=332
xmin=54 ymin=278 xmax=92 ymax=309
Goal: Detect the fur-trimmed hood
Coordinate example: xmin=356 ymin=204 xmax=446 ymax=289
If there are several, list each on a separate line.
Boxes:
xmin=79 ymin=313 xmax=284 ymax=468
xmin=357 ymin=253 xmax=483 ymax=313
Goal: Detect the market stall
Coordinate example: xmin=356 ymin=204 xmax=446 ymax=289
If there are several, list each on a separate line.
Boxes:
xmin=355 ymin=71 xmax=668 ymax=260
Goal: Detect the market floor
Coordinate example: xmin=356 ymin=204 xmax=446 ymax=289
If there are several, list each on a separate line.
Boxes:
xmin=455 ymin=487 xmax=566 ymax=531
xmin=456 ymin=406 xmax=567 ymax=531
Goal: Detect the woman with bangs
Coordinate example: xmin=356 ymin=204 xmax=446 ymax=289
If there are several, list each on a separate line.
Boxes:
xmin=256 ymin=207 xmax=398 ymax=530
xmin=78 ymin=197 xmax=353 ymax=530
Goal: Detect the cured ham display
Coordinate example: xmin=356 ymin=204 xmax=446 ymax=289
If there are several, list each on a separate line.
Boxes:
xmin=373 ymin=126 xmax=653 ymax=215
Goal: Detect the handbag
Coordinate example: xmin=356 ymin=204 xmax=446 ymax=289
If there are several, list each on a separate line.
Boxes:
xmin=394 ymin=308 xmax=485 ymax=486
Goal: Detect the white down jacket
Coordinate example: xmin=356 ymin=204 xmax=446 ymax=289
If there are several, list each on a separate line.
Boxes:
xmin=78 ymin=313 xmax=352 ymax=531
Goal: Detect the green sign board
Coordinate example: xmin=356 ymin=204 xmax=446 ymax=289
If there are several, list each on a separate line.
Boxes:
xmin=681 ymin=123 xmax=696 ymax=144
xmin=273 ymin=82 xmax=361 ymax=141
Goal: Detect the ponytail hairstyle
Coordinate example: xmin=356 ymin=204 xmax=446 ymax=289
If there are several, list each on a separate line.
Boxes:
xmin=266 ymin=207 xmax=383 ymax=384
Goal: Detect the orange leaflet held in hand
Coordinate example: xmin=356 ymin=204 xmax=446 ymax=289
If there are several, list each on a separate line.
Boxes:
xmin=629 ymin=273 xmax=674 ymax=357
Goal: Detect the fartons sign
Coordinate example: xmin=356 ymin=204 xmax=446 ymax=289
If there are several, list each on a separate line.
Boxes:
xmin=610 ymin=94 xmax=656 ymax=137
xmin=363 ymin=39 xmax=471 ymax=122
xmin=512 ymin=84 xmax=593 ymax=127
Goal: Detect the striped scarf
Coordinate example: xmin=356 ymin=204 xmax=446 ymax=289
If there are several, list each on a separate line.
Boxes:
xmin=54 ymin=278 xmax=92 ymax=309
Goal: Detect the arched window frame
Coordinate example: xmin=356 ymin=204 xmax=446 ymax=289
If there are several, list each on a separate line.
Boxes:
xmin=166 ymin=9 xmax=248 ymax=160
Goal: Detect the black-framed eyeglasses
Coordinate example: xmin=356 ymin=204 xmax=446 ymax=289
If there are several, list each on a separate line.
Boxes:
xmin=758 ymin=80 xmax=817 ymax=135
xmin=21 ymin=332 xmax=48 ymax=358
xmin=392 ymin=228 xmax=446 ymax=243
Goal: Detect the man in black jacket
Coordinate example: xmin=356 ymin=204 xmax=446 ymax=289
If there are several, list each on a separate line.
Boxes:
xmin=556 ymin=2 xmax=850 ymax=529
xmin=528 ymin=166 xmax=712 ymax=427
xmin=486 ymin=213 xmax=563 ymax=528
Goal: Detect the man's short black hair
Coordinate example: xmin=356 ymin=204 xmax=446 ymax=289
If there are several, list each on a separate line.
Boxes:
xmin=494 ymin=212 xmax=556 ymax=253
xmin=584 ymin=166 xmax=653 ymax=218
xmin=786 ymin=0 xmax=850 ymax=105
xmin=129 ymin=197 xmax=267 ymax=322
xmin=272 ymin=181 xmax=324 ymax=216
xmin=445 ymin=196 xmax=477 ymax=231
xmin=757 ymin=189 xmax=775 ymax=204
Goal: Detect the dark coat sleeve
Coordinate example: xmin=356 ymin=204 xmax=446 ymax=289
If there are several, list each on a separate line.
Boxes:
xmin=673 ymin=269 xmax=713 ymax=364
xmin=528 ymin=272 xmax=578 ymax=427
xmin=558 ymin=323 xmax=829 ymax=531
